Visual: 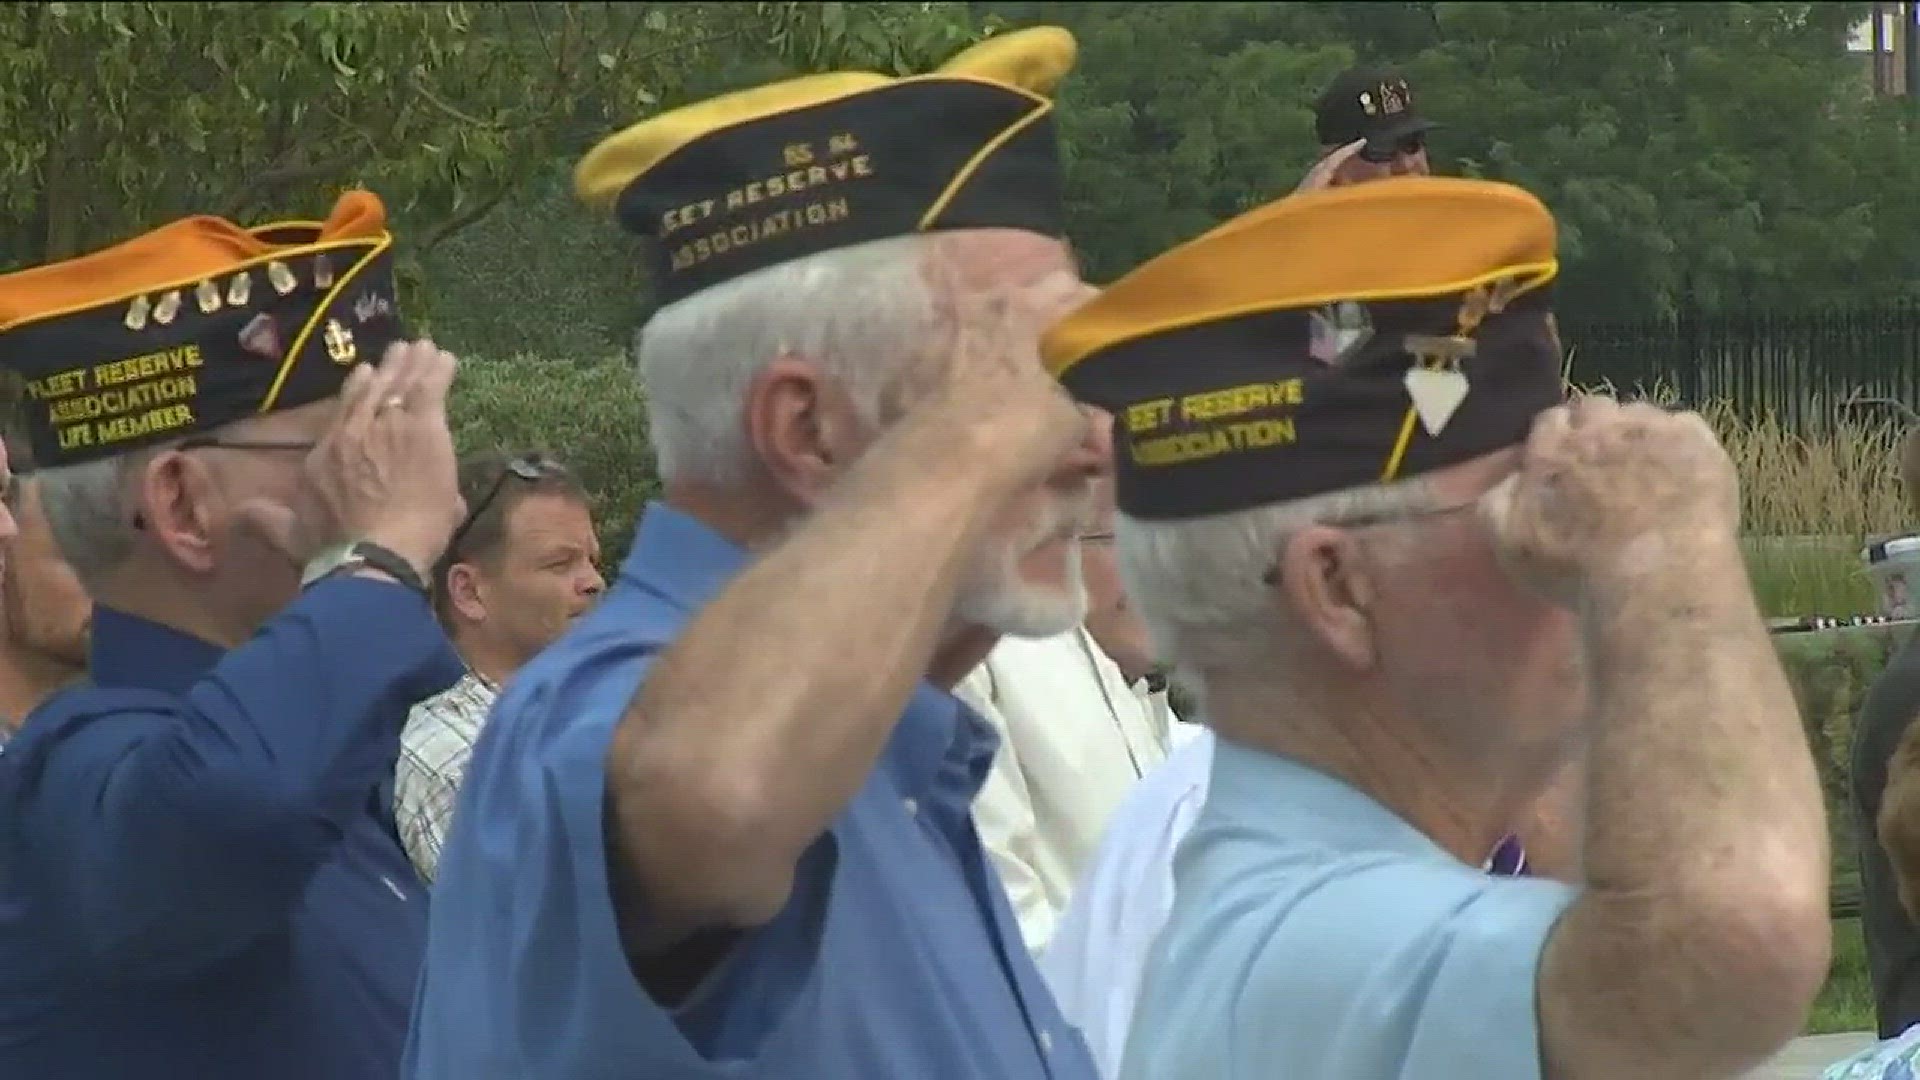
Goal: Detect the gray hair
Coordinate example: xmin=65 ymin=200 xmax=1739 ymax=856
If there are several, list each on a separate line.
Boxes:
xmin=1117 ymin=477 xmax=1438 ymax=698
xmin=36 ymin=453 xmax=146 ymax=585
xmin=635 ymin=234 xmax=944 ymax=486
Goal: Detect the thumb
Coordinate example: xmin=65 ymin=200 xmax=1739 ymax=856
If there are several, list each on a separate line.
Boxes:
xmin=1478 ymin=472 xmax=1519 ymax=548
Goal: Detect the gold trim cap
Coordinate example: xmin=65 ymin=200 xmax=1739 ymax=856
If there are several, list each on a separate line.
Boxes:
xmin=1042 ymin=177 xmax=1566 ymax=520
xmin=576 ymin=27 xmax=1077 ymax=305
xmin=0 ymin=190 xmax=403 ymax=467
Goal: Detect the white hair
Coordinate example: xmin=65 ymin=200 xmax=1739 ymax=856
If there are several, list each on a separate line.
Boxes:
xmin=1117 ymin=477 xmax=1437 ymax=698
xmin=36 ymin=453 xmax=145 ymax=585
xmin=635 ymin=234 xmax=945 ymax=486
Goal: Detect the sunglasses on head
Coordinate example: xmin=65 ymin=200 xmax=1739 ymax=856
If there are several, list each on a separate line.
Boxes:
xmin=1360 ymin=132 xmax=1427 ymax=164
xmin=443 ymin=455 xmax=565 ymax=560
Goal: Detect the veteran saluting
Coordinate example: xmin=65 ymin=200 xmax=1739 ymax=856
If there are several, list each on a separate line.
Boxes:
xmin=0 ymin=192 xmax=467 ymax=1079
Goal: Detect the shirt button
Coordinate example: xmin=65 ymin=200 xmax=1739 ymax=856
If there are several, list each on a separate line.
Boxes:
xmin=902 ymin=797 xmax=919 ymax=816
xmin=1039 ymin=1029 xmax=1053 ymax=1055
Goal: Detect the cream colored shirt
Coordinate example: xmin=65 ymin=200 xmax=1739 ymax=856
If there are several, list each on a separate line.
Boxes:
xmin=955 ymin=627 xmax=1171 ymax=953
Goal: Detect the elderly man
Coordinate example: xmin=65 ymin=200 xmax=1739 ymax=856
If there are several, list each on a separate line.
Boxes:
xmin=408 ymin=27 xmax=1108 ymax=1080
xmin=396 ymin=450 xmax=604 ymax=882
xmin=0 ymin=431 xmax=87 ymax=737
xmin=0 ymin=192 xmax=468 ymax=1079
xmin=1043 ymin=178 xmax=1830 ymax=1079
xmin=956 ymin=475 xmax=1174 ymax=952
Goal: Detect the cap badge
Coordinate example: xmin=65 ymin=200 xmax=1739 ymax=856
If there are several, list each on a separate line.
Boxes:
xmin=323 ymin=318 xmax=357 ymax=365
xmin=152 ymin=290 xmax=182 ymax=326
xmin=124 ymin=295 xmax=152 ymax=331
xmin=352 ymin=292 xmax=392 ymax=324
xmin=195 ymin=279 xmax=223 ymax=315
xmin=1309 ymin=301 xmax=1373 ymax=365
xmin=226 ymin=271 xmax=252 ymax=307
xmin=267 ymin=260 xmax=298 ymax=296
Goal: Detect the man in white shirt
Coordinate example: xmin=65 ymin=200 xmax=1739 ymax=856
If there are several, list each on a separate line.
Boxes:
xmin=957 ymin=479 xmax=1172 ymax=951
xmin=394 ymin=451 xmax=604 ymax=882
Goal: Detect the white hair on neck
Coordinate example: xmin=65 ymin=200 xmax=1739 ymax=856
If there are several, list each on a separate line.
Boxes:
xmin=36 ymin=453 xmax=146 ymax=585
xmin=634 ymin=234 xmax=945 ymax=486
xmin=1116 ymin=476 xmax=1438 ymax=706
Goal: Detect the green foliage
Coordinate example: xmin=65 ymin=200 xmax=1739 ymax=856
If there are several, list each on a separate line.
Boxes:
xmin=418 ymin=163 xmax=643 ymax=360
xmin=0 ymin=3 xmax=738 ymax=265
xmin=1813 ymin=918 xmax=1873 ymax=1035
xmin=985 ymin=1 xmax=1920 ymax=315
xmin=448 ymin=353 xmax=655 ymax=563
xmin=0 ymin=0 xmax=979 ymax=307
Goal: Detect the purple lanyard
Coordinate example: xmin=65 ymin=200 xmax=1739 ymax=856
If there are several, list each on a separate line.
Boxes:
xmin=1483 ymin=834 xmax=1530 ymax=877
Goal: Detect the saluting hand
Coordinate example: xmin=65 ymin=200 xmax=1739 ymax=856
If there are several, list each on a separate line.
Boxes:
xmin=238 ymin=341 xmax=466 ymax=583
xmin=899 ymin=269 xmax=1106 ymax=491
xmin=1482 ymin=394 xmax=1743 ymax=606
xmin=310 ymin=340 xmax=467 ymax=583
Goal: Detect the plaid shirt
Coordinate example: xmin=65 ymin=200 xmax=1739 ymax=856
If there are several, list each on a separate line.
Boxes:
xmin=395 ymin=672 xmax=498 ymax=883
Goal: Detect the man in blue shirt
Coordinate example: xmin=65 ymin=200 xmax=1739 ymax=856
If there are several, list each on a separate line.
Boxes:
xmin=0 ymin=190 xmax=469 ymax=1078
xmin=1042 ymin=179 xmax=1832 ymax=1079
xmin=409 ymin=26 xmax=1106 ymax=1080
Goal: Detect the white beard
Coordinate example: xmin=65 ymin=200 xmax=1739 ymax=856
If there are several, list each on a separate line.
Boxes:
xmin=954 ymin=540 xmax=1088 ymax=638
xmin=952 ymin=489 xmax=1093 ymax=638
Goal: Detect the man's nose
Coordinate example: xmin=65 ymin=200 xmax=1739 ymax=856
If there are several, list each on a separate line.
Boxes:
xmin=1054 ymin=404 xmax=1114 ymax=482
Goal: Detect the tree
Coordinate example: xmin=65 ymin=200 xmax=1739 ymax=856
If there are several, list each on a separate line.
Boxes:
xmin=983 ymin=2 xmax=1920 ymax=315
xmin=0 ymin=1 xmax=979 ymax=281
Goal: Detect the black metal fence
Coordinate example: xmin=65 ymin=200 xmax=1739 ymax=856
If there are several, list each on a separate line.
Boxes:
xmin=1560 ymin=303 xmax=1920 ymax=431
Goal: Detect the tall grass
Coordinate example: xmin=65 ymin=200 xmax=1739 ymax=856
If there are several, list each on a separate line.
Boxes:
xmin=1583 ymin=380 xmax=1911 ymax=617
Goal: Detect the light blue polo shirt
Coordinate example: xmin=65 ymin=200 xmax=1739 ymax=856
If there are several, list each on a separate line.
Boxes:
xmin=1122 ymin=738 xmax=1577 ymax=1080
xmin=406 ymin=503 xmax=1097 ymax=1080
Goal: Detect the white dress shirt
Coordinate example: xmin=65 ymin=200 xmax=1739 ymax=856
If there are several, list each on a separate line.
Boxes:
xmin=955 ymin=627 xmax=1172 ymax=952
xmin=1040 ymin=726 xmax=1214 ymax=1080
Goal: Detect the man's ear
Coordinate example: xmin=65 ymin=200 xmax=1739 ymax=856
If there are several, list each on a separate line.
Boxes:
xmin=742 ymin=355 xmax=867 ymax=504
xmin=445 ymin=562 xmax=487 ymax=625
xmin=1273 ymin=524 xmax=1380 ymax=671
xmin=138 ymin=450 xmax=219 ymax=574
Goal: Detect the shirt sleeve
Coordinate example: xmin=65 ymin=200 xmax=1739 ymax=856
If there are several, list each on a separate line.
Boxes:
xmin=12 ymin=576 xmax=463 ymax=978
xmin=446 ymin=651 xmax=839 ymax=1076
xmin=954 ymin=666 xmax=1058 ymax=952
xmin=1236 ymin=860 xmax=1577 ymax=1080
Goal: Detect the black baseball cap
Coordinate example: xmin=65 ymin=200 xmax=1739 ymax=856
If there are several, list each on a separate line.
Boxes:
xmin=1314 ymin=67 xmax=1437 ymax=158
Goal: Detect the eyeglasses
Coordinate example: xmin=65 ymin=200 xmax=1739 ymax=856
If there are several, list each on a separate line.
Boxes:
xmin=174 ymin=435 xmax=317 ymax=453
xmin=1257 ymin=493 xmax=1486 ymax=587
xmin=1360 ymin=133 xmax=1427 ymax=164
xmin=130 ymin=436 xmax=319 ymax=530
xmin=443 ymin=455 xmax=565 ymax=561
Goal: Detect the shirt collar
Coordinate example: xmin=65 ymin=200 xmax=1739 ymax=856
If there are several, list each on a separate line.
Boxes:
xmin=88 ymin=605 xmax=227 ymax=694
xmin=620 ymin=502 xmax=995 ymax=799
xmin=1206 ymin=736 xmax=1455 ymax=862
xmin=617 ymin=501 xmax=753 ymax=614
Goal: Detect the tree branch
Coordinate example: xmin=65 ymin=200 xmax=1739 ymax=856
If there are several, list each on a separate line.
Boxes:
xmin=410 ymin=76 xmax=509 ymax=129
xmin=415 ymin=185 xmax=511 ymax=255
xmin=218 ymin=152 xmax=365 ymax=219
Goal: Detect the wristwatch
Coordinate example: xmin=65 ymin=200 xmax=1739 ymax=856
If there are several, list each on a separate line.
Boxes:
xmin=301 ymin=540 xmax=431 ymax=600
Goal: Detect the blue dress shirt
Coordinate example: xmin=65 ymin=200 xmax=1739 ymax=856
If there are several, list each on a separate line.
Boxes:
xmin=407 ymin=503 xmax=1099 ymax=1080
xmin=1123 ymin=739 xmax=1579 ymax=1080
xmin=0 ymin=577 xmax=463 ymax=1079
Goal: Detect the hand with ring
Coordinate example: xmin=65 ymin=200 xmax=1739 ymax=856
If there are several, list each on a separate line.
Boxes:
xmin=299 ymin=341 xmax=466 ymax=581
